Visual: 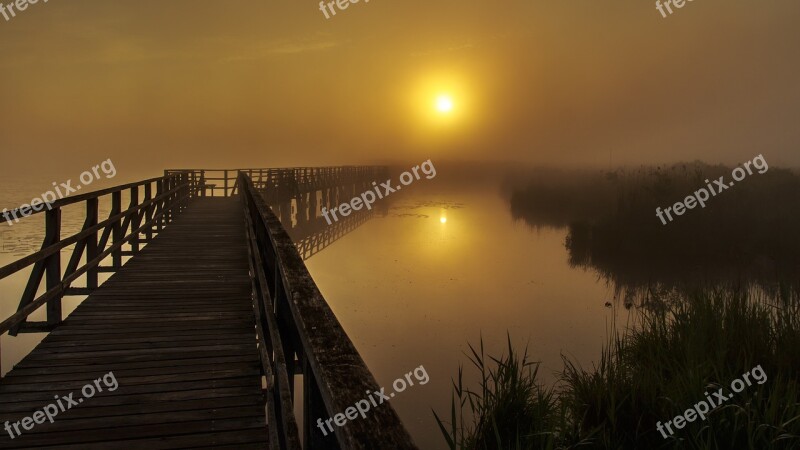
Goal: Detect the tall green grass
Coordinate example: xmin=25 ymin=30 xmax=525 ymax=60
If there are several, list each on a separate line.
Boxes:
xmin=433 ymin=336 xmax=564 ymax=450
xmin=436 ymin=289 xmax=800 ymax=449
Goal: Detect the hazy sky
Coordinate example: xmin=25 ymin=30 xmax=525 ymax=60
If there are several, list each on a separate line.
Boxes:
xmin=1 ymin=1 xmax=798 ymax=176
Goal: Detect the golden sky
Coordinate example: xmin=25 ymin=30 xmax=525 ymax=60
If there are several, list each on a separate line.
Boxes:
xmin=1 ymin=1 xmax=799 ymax=175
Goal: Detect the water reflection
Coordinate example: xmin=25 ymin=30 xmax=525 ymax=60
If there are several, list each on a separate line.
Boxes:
xmin=302 ymin=189 xmax=615 ymax=450
xmin=261 ymin=186 xmax=389 ymax=260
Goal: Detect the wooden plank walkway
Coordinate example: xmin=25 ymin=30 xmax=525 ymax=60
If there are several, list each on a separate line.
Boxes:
xmin=0 ymin=197 xmax=268 ymax=449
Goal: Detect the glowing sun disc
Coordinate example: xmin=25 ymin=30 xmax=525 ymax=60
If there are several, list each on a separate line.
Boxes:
xmin=436 ymin=95 xmax=454 ymax=113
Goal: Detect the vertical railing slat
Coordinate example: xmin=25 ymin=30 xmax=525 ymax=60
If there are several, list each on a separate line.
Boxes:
xmin=111 ymin=191 xmax=122 ymax=269
xmin=86 ymin=198 xmax=99 ymax=290
xmin=130 ymin=186 xmax=141 ymax=254
xmin=143 ymin=183 xmax=153 ymax=243
xmin=45 ymin=207 xmax=62 ymax=326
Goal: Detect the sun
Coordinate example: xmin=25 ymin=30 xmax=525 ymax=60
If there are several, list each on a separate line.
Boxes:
xmin=435 ymin=95 xmax=454 ymax=113
xmin=408 ymin=72 xmax=471 ymax=125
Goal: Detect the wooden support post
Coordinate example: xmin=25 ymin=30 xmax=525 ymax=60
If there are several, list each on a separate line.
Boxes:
xmin=178 ymin=173 xmax=187 ymax=212
xmin=144 ymin=183 xmax=153 ymax=242
xmin=130 ymin=187 xmax=141 ymax=254
xmin=310 ymin=190 xmax=318 ymax=222
xmin=164 ymin=177 xmax=173 ymax=225
xmin=86 ymin=198 xmax=99 ymax=290
xmin=304 ymin=359 xmax=339 ymax=449
xmin=155 ymin=178 xmax=164 ymax=232
xmin=111 ymin=191 xmax=122 ymax=269
xmin=45 ymin=208 xmax=62 ymax=326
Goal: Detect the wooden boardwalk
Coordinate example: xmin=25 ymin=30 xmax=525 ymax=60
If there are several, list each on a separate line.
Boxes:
xmin=0 ymin=197 xmax=268 ymax=449
xmin=0 ymin=169 xmax=417 ymax=449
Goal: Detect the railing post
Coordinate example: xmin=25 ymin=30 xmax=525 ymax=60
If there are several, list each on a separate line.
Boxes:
xmin=275 ymin=289 xmax=296 ymax=396
xmin=305 ymin=359 xmax=339 ymax=449
xmin=189 ymin=172 xmax=196 ymax=199
xmin=310 ymin=189 xmax=318 ymax=222
xmin=130 ymin=186 xmax=141 ymax=254
xmin=86 ymin=198 xmax=99 ymax=290
xmin=173 ymin=175 xmax=181 ymax=215
xmin=172 ymin=175 xmax=179 ymax=217
xmin=173 ymin=175 xmax=183 ymax=216
xmin=224 ymin=170 xmax=229 ymax=197
xmin=155 ymin=178 xmax=164 ymax=232
xmin=186 ymin=173 xmax=192 ymax=206
xmin=144 ymin=183 xmax=153 ymax=242
xmin=45 ymin=207 xmax=62 ymax=326
xmin=111 ymin=191 xmax=122 ymax=268
xmin=164 ymin=176 xmax=173 ymax=224
xmin=179 ymin=173 xmax=188 ymax=212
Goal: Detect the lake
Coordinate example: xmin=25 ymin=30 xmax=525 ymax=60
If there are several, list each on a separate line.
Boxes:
xmin=300 ymin=182 xmax=621 ymax=449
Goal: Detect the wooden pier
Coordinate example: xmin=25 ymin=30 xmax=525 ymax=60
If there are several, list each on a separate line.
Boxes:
xmin=0 ymin=169 xmax=416 ymax=450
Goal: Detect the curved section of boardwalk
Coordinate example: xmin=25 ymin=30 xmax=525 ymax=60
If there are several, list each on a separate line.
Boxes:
xmin=0 ymin=198 xmax=267 ymax=449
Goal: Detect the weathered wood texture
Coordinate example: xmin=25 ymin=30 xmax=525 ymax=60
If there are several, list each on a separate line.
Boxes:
xmin=240 ymin=175 xmax=417 ymax=450
xmin=0 ymin=197 xmax=267 ymax=449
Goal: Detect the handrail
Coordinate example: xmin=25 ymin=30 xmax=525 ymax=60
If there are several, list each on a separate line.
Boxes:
xmin=242 ymin=186 xmax=302 ymax=450
xmin=1 ymin=176 xmax=171 ymax=225
xmin=0 ymin=173 xmax=197 ymax=337
xmin=167 ymin=167 xmax=389 ymax=198
xmin=0 ymin=167 xmax=412 ymax=449
xmin=239 ymin=172 xmax=416 ymax=449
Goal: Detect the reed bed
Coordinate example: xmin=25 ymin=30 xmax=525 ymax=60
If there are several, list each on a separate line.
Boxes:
xmin=436 ymin=288 xmax=800 ymax=449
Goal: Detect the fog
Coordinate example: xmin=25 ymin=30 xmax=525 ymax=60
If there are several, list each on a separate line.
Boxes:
xmin=1 ymin=1 xmax=799 ymax=176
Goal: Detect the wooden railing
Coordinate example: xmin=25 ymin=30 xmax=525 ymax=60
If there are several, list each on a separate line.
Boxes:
xmin=239 ymin=173 xmax=416 ymax=450
xmin=165 ymin=167 xmax=389 ymax=199
xmin=0 ymin=173 xmax=195 ymax=338
xmin=0 ymin=167 xmax=415 ymax=448
xmin=164 ymin=169 xmax=245 ymax=197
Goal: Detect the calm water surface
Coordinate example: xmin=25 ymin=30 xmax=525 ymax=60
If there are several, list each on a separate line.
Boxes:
xmin=304 ymin=186 xmax=619 ymax=449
